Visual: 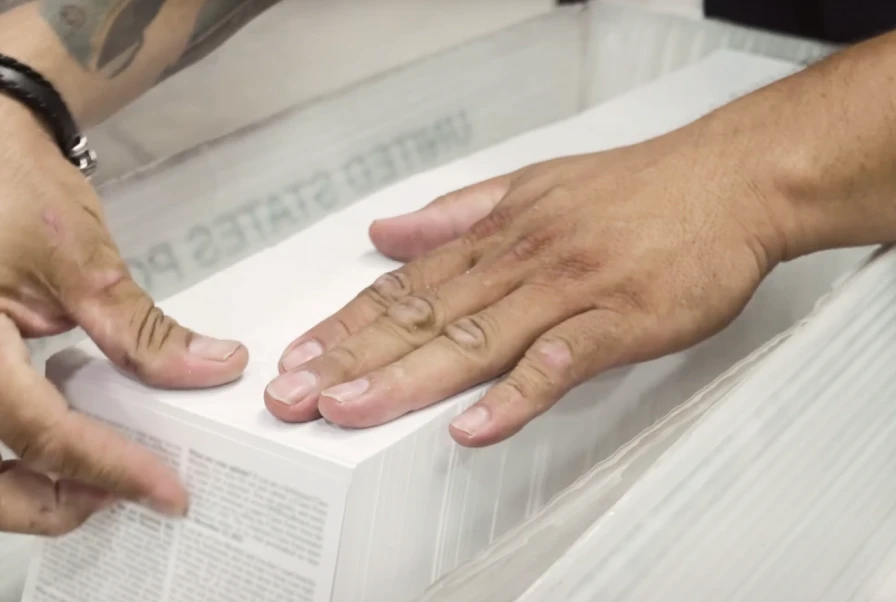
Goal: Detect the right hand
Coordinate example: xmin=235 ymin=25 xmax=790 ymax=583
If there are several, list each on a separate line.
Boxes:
xmin=0 ymin=98 xmax=248 ymax=536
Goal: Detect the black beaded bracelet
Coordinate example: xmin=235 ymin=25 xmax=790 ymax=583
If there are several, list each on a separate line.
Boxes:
xmin=0 ymin=53 xmax=97 ymax=178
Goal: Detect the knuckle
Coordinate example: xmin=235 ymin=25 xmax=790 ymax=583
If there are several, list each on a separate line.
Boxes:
xmin=515 ymin=357 xmax=556 ymax=392
xmin=507 ymin=167 xmax=543 ymax=190
xmin=543 ymin=184 xmax=575 ymax=206
xmin=444 ymin=313 xmax=499 ymax=355
xmin=469 ymin=208 xmax=514 ymax=241
xmin=506 ymin=230 xmax=554 ymax=263
xmin=530 ymin=335 xmax=576 ymax=368
xmin=385 ymin=294 xmax=442 ymax=334
xmin=17 ymin=422 xmax=65 ymax=470
xmin=79 ymin=238 xmax=108 ymax=270
xmin=65 ymin=261 xmax=128 ymax=302
xmin=429 ymin=190 xmax=458 ymax=208
xmin=332 ymin=316 xmax=353 ymax=338
xmin=503 ymin=364 xmax=554 ymax=417
xmin=456 ymin=233 xmax=487 ymax=265
xmin=500 ymin=377 xmax=546 ymax=413
xmin=66 ymin=451 xmax=121 ymax=492
xmin=599 ymin=286 xmax=652 ymax=315
xmin=366 ymin=271 xmax=413 ymax=309
xmin=34 ymin=508 xmax=80 ymax=537
xmin=550 ymin=254 xmax=600 ymax=281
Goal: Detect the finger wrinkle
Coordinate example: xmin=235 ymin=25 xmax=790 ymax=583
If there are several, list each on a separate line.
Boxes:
xmin=506 ymin=230 xmax=554 ymax=263
xmin=493 ymin=381 xmax=526 ymax=410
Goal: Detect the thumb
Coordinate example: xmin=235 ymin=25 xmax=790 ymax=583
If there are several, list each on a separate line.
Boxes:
xmin=38 ymin=178 xmax=249 ymax=389
xmin=369 ymin=174 xmax=511 ymax=261
xmin=52 ymin=230 xmax=248 ymax=388
xmin=68 ymin=270 xmax=249 ymax=389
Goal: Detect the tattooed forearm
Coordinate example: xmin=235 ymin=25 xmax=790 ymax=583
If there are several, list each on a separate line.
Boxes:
xmin=162 ymin=0 xmax=279 ymax=78
xmin=0 ymin=0 xmax=33 ymax=11
xmin=36 ymin=0 xmax=279 ymax=79
xmin=0 ymin=0 xmax=281 ymax=124
xmin=41 ymin=0 xmax=164 ymax=77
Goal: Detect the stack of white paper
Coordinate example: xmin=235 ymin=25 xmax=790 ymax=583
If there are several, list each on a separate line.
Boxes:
xmin=17 ymin=51 xmax=868 ymax=602
xmin=415 ymin=323 xmax=771 ymax=602
xmin=503 ymin=246 xmax=896 ymax=602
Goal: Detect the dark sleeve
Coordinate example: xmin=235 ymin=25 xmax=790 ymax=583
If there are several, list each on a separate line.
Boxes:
xmin=821 ymin=0 xmax=896 ymax=43
xmin=704 ymin=0 xmax=896 ymax=44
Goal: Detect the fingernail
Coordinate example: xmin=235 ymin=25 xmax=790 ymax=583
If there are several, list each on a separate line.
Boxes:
xmin=321 ymin=378 xmax=369 ymax=404
xmin=266 ymin=371 xmax=317 ymax=405
xmin=451 ymin=405 xmax=491 ymax=436
xmin=189 ymin=335 xmax=241 ymax=361
xmin=281 ymin=340 xmax=324 ymax=371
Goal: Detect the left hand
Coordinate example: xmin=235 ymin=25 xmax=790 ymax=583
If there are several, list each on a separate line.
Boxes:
xmin=263 ymin=132 xmax=791 ymax=446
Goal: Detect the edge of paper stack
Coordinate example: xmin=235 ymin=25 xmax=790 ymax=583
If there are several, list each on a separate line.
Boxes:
xmin=421 ymin=246 xmax=896 ymax=601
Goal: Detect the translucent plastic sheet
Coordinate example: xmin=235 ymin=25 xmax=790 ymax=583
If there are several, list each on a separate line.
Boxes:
xmin=87 ymin=0 xmax=557 ymax=185
xmin=584 ymin=1 xmax=838 ymax=106
xmin=416 ymin=339 xmax=767 ymax=602
xmin=420 ymin=246 xmax=892 ymax=602
xmin=511 ymin=247 xmax=896 ymax=601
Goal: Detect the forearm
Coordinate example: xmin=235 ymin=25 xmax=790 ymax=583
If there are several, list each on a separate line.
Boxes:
xmin=0 ymin=0 xmax=279 ymax=127
xmin=692 ymin=29 xmax=896 ymax=262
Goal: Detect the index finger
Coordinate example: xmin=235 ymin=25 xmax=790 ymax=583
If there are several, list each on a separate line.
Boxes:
xmin=0 ymin=316 xmax=187 ymax=516
xmin=278 ymin=236 xmax=477 ymax=373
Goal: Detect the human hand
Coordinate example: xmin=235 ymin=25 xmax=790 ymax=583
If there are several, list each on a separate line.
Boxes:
xmin=265 ymin=127 xmax=791 ymax=446
xmin=0 ymin=99 xmax=248 ymax=535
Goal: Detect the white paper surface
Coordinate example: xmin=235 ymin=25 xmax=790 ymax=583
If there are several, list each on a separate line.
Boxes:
xmin=20 ymin=399 xmax=349 ymax=602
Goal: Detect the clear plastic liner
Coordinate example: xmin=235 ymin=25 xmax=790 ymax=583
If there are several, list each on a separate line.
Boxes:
xmin=415 ymin=267 xmax=849 ymax=602
xmin=584 ymin=1 xmax=838 ymax=106
xmin=504 ymin=247 xmax=896 ymax=601
xmin=420 ymin=247 xmax=884 ymax=602
xmin=416 ymin=343 xmax=763 ymax=602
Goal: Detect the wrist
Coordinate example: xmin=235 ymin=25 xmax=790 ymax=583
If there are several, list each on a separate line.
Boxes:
xmin=0 ymin=14 xmax=89 ymax=124
xmin=0 ymin=90 xmax=87 ymax=185
xmin=674 ymin=110 xmax=797 ymax=272
xmin=0 ymin=56 xmax=98 ymax=177
xmin=697 ymin=36 xmax=896 ymax=262
xmin=750 ymin=122 xmax=896 ymax=260
xmin=689 ymin=87 xmax=887 ymax=266
xmin=0 ymin=92 xmax=56 ymax=147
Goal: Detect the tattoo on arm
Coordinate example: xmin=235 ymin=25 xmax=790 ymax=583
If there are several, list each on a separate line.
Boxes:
xmin=33 ymin=0 xmax=279 ymax=79
xmin=41 ymin=0 xmax=164 ymax=77
xmin=0 ymin=0 xmax=33 ymax=11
